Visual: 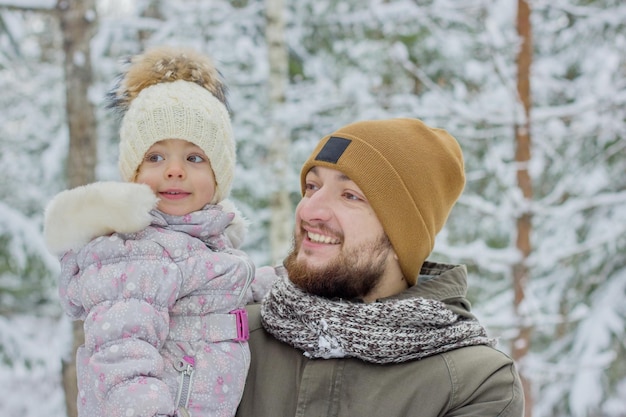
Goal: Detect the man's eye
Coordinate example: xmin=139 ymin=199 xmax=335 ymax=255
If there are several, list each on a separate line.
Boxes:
xmin=304 ymin=182 xmax=318 ymax=195
xmin=188 ymin=155 xmax=205 ymax=163
xmin=344 ymin=192 xmax=361 ymax=201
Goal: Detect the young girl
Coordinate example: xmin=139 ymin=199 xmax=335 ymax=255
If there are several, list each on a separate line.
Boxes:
xmin=44 ymin=46 xmax=270 ymax=417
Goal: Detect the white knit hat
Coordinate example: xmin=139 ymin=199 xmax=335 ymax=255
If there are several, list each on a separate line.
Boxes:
xmin=109 ymin=46 xmax=235 ymax=203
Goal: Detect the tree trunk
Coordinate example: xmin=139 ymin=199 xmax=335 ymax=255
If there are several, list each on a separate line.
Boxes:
xmin=513 ymin=1 xmax=533 ymax=416
xmin=56 ymin=0 xmax=98 ymax=416
xmin=138 ymin=0 xmax=163 ymax=44
xmin=265 ymin=0 xmax=292 ymax=264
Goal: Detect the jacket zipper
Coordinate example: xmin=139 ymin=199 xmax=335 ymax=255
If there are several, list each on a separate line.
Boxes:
xmin=175 ymin=355 xmax=195 ymax=410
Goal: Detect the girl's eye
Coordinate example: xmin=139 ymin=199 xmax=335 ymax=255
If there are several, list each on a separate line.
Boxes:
xmin=343 ymin=192 xmax=363 ymax=202
xmin=188 ymin=155 xmax=205 ymax=163
xmin=145 ymin=153 xmax=164 ymax=163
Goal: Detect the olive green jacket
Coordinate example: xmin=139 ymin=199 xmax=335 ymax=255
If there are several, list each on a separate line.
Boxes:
xmin=236 ymin=262 xmax=524 ymax=417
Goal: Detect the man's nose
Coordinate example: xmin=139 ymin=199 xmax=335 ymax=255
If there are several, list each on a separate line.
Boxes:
xmin=299 ymin=188 xmax=333 ymax=222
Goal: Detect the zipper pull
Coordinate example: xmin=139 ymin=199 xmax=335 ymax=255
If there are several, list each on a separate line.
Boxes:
xmin=174 ymin=355 xmax=195 ymax=374
xmin=174 ymin=355 xmax=195 ymax=411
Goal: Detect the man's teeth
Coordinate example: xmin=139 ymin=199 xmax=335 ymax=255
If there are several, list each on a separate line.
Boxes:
xmin=307 ymin=232 xmax=340 ymax=244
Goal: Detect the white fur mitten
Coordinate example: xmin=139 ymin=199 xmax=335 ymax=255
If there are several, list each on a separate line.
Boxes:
xmin=218 ymin=198 xmax=249 ymax=249
xmin=44 ymin=182 xmax=158 ymax=256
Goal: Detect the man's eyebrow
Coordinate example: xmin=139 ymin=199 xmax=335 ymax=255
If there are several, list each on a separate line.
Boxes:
xmin=309 ymin=166 xmax=352 ymax=182
xmin=337 ymin=173 xmax=351 ymax=182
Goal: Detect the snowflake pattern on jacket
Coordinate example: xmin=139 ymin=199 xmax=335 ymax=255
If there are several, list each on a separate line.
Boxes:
xmin=58 ymin=206 xmax=255 ymax=417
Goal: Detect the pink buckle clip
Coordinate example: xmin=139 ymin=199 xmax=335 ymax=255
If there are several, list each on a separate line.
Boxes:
xmin=230 ymin=308 xmax=249 ymax=342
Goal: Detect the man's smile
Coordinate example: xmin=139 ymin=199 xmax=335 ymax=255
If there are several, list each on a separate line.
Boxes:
xmin=306 ymin=231 xmax=341 ymax=245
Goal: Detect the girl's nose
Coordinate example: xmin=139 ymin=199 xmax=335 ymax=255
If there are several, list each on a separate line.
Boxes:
xmin=165 ymin=161 xmax=185 ymax=179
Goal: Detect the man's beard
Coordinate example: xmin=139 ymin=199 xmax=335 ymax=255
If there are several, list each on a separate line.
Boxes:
xmin=283 ymin=233 xmax=393 ymax=300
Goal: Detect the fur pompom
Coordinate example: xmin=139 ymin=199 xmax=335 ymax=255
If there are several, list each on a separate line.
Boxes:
xmin=107 ymin=46 xmax=229 ymax=114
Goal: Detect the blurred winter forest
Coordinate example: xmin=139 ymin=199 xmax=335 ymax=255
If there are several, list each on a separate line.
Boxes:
xmin=0 ymin=0 xmax=624 ymax=416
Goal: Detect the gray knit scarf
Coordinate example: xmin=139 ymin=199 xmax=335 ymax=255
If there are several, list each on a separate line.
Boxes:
xmin=261 ymin=276 xmax=496 ymax=364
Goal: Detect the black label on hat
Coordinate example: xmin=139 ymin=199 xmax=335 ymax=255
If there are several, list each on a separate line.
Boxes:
xmin=315 ymin=136 xmax=351 ymax=164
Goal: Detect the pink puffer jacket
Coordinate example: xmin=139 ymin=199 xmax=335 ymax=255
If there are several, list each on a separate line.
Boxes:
xmin=44 ymin=182 xmax=269 ymax=417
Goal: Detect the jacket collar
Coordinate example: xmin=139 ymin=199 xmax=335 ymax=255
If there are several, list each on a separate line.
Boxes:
xmin=380 ymin=261 xmax=474 ymax=318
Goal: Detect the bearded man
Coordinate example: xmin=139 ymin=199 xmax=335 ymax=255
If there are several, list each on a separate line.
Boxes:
xmin=236 ymin=118 xmax=524 ymax=417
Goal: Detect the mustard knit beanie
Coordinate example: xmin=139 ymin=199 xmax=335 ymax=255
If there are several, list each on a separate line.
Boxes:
xmin=108 ymin=46 xmax=235 ymax=204
xmin=300 ymin=118 xmax=465 ymax=285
